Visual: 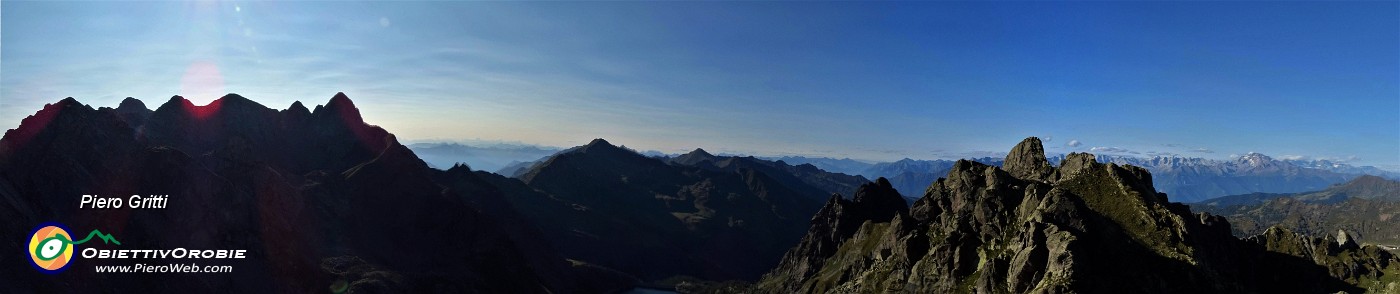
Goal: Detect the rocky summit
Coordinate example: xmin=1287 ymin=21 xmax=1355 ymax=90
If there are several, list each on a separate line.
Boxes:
xmin=753 ymin=137 xmax=1400 ymax=293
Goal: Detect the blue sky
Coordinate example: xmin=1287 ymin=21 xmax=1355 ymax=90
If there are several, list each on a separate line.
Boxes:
xmin=2 ymin=1 xmax=1397 ymax=169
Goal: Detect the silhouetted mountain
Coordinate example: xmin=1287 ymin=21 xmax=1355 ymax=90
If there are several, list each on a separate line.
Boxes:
xmin=496 ymin=159 xmax=541 ymax=177
xmin=749 ymin=137 xmax=1397 ymax=293
xmin=0 ymin=94 xmax=626 ymax=293
xmin=666 ymin=151 xmax=871 ymax=200
xmin=474 ymin=138 xmax=889 ymax=284
xmin=670 ymin=147 xmax=718 ymax=166
xmin=1194 ymin=175 xmax=1400 ymax=246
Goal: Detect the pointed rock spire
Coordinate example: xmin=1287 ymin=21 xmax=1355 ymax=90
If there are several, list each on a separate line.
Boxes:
xmin=316 ymin=92 xmax=365 ymax=124
xmin=851 ymin=177 xmax=908 ymax=218
xmin=1336 ymin=229 xmax=1359 ymax=250
xmin=1004 ymin=137 xmax=1053 ymax=181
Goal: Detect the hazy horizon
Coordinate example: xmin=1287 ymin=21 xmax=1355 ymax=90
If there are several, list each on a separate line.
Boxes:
xmin=3 ymin=1 xmax=1396 ymax=169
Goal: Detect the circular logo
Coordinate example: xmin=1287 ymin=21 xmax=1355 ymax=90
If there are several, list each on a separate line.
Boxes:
xmin=28 ymin=223 xmax=74 ymax=273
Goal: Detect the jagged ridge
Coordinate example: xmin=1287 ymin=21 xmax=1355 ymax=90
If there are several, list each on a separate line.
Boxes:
xmin=754 ymin=137 xmax=1400 ymax=293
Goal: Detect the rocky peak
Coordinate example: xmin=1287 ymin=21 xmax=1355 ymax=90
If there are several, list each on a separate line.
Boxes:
xmin=757 ymin=137 xmax=1400 ymax=294
xmin=1003 ymin=137 xmax=1053 ymax=181
xmin=0 ymin=97 xmax=105 ymax=157
xmin=108 ymin=97 xmax=155 ymax=127
xmin=1336 ymin=229 xmax=1359 ymax=250
xmin=671 ymin=147 xmax=718 ymax=165
xmin=117 ymin=97 xmax=148 ymax=112
xmin=317 ymin=92 xmax=364 ymax=123
xmin=850 ymin=177 xmax=909 ymax=218
xmin=579 ymin=138 xmax=620 ymax=153
xmin=149 ymin=95 xmax=220 ymax=120
xmin=1236 ymin=152 xmax=1276 ymax=167
xmin=759 ymin=179 xmax=914 ymax=290
xmin=1057 ymin=152 xmax=1099 ymax=180
xmin=285 ymin=101 xmax=311 ymax=118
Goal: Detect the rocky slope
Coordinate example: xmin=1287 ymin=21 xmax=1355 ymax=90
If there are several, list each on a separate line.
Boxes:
xmin=753 ymin=137 xmax=1399 ymax=293
xmin=1194 ymin=176 xmax=1400 ymax=246
xmin=0 ymin=94 xmax=625 ymax=293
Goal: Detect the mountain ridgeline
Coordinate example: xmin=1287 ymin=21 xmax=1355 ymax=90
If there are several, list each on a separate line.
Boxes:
xmin=463 ymin=141 xmax=877 ymax=283
xmin=752 ymin=137 xmax=1399 ymax=293
xmin=0 ymin=94 xmax=630 ymax=293
xmin=856 ymin=153 xmax=1374 ymax=205
xmin=1194 ymin=175 xmax=1400 ymax=246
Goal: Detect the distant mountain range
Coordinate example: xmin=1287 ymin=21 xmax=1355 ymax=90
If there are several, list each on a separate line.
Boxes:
xmin=422 ymin=145 xmax=1395 ymax=205
xmin=762 ymin=156 xmax=874 ymax=176
xmin=1193 ymin=175 xmax=1400 ymax=245
xmin=1075 ymin=153 xmax=1379 ymax=202
xmin=407 ymin=142 xmax=559 ymax=172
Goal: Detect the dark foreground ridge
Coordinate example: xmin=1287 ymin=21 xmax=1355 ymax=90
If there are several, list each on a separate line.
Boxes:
xmin=752 ymin=137 xmax=1399 ymax=293
xmin=0 ymin=94 xmax=630 ymax=293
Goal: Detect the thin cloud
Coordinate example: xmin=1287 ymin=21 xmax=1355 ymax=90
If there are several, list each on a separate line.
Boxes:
xmin=1192 ymin=148 xmax=1214 ymax=153
xmin=1146 ymin=151 xmax=1179 ymax=157
xmin=1089 ymin=147 xmax=1130 ymax=153
xmin=1066 ymin=140 xmax=1082 ymax=147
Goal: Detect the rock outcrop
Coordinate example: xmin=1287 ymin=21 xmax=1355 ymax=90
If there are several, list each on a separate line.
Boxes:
xmin=754 ymin=137 xmax=1400 ymax=293
xmin=1003 ymin=137 xmax=1054 ymax=182
xmin=755 ymin=177 xmax=911 ymax=293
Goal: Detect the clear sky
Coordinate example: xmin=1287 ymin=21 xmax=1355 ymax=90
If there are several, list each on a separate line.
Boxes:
xmin=2 ymin=1 xmax=1397 ymax=169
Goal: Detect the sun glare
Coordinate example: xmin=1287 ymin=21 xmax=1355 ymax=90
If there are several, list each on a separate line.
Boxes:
xmin=179 ymin=60 xmax=226 ymax=105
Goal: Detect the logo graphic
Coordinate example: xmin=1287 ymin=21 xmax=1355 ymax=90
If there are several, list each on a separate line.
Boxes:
xmin=27 ymin=222 xmax=120 ymax=273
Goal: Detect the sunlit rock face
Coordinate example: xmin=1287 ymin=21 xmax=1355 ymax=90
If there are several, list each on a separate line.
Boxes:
xmin=753 ymin=137 xmax=1400 ymax=294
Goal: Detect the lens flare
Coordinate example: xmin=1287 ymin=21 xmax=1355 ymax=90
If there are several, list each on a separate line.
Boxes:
xmin=180 ymin=60 xmax=226 ymax=105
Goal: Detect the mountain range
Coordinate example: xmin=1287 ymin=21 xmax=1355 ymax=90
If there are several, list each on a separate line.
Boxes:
xmin=0 ymin=94 xmax=630 ymax=293
xmin=749 ymin=137 xmax=1399 ymax=293
xmin=467 ymin=150 xmax=1393 ymax=206
xmin=1079 ymin=153 xmax=1368 ymax=202
xmin=462 ymin=143 xmax=886 ymax=285
xmin=406 ymin=142 xmax=560 ymax=173
xmin=3 ymin=95 xmax=1396 ymax=293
